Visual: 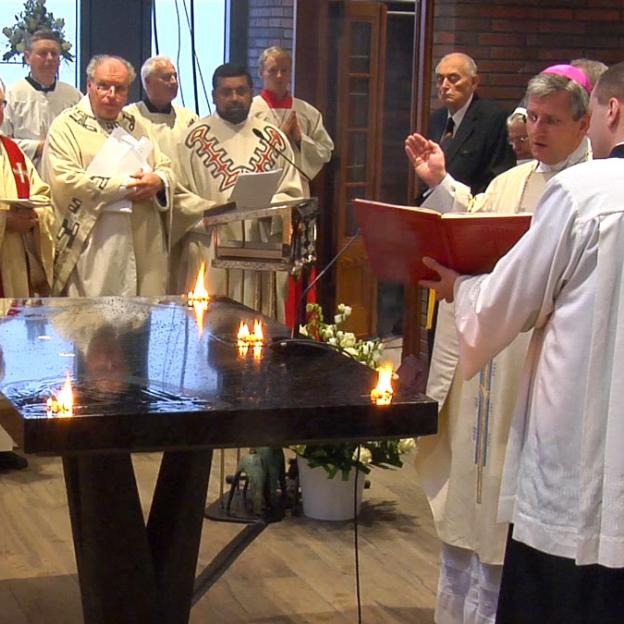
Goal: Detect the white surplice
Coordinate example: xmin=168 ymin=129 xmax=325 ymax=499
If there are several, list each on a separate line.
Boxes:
xmin=454 ymin=156 xmax=624 ymax=568
xmin=1 ymin=78 xmax=82 ymax=171
xmin=250 ymin=94 xmax=333 ymax=196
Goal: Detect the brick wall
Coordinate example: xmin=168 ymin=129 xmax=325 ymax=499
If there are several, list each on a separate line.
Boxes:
xmin=247 ymin=0 xmax=295 ymax=91
xmin=432 ymin=0 xmax=624 ymax=112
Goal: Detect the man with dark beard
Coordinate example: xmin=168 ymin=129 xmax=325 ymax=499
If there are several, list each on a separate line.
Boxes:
xmin=172 ymin=63 xmax=302 ymax=318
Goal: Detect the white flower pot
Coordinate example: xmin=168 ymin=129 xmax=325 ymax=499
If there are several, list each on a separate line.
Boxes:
xmin=297 ymin=456 xmax=366 ymax=521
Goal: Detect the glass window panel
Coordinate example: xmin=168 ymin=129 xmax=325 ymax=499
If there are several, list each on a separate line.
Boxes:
xmin=152 ymin=0 xmax=226 ymax=117
xmin=349 ymin=22 xmax=371 ymax=74
xmin=347 ymin=132 xmax=368 ymax=183
xmin=349 ymin=77 xmax=369 ymax=128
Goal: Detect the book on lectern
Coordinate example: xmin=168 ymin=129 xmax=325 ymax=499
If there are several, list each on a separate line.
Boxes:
xmin=353 ymin=199 xmax=532 ymax=284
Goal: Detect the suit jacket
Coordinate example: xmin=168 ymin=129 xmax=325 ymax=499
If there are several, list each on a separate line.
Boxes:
xmin=428 ymin=94 xmax=516 ymax=195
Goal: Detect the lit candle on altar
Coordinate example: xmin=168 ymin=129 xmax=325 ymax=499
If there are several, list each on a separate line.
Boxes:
xmin=371 ymin=363 xmax=394 ymax=406
xmin=237 ymin=320 xmax=265 ymax=358
xmin=187 ymin=263 xmax=210 ymax=333
xmin=46 ymin=373 xmax=74 ymax=417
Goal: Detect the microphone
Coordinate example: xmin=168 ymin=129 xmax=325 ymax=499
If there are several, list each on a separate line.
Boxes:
xmin=252 ymin=127 xmax=312 ymax=183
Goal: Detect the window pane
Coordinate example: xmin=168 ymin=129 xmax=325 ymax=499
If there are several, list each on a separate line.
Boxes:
xmin=152 ymin=0 xmax=226 ymax=118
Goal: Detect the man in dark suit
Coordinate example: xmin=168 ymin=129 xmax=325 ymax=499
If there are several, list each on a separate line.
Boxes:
xmin=427 ymin=52 xmax=515 ymax=195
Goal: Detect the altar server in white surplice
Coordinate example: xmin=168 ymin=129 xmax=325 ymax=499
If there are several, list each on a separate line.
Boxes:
xmin=420 ymin=60 xmax=624 ymax=624
xmin=42 ymin=55 xmax=174 ymax=297
xmin=250 ymin=46 xmax=333 ymax=196
xmin=1 ymin=30 xmax=81 ymax=172
xmin=404 ymin=65 xmax=592 ymax=624
xmin=124 ymin=56 xmax=197 ymax=160
xmin=173 ymin=63 xmax=303 ymax=318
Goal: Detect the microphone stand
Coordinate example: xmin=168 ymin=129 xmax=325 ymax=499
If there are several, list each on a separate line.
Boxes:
xmin=252 ymin=127 xmax=312 ymax=183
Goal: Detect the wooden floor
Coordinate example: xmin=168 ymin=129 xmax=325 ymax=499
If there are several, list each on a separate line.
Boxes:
xmin=0 ymin=448 xmax=439 ymax=624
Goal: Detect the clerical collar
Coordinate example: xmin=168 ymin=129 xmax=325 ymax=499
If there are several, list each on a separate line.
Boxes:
xmin=260 ymin=89 xmax=293 ymax=109
xmin=142 ymin=97 xmax=172 ymax=114
xmin=536 ymin=136 xmax=591 ymax=173
xmin=26 ymin=75 xmax=56 ymax=93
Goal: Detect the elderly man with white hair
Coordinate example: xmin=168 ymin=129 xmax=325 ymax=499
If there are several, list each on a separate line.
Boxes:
xmin=42 ymin=55 xmax=175 ymax=297
xmin=125 ymin=55 xmax=197 ymax=159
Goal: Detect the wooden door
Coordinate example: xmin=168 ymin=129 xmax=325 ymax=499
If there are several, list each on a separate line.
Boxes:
xmin=333 ymin=2 xmax=387 ymax=337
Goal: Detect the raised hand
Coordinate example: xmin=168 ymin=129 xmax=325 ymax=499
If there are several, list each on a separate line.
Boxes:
xmin=404 ymin=133 xmax=448 ymax=188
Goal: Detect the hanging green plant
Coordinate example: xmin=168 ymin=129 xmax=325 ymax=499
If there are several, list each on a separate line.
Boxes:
xmin=2 ymin=0 xmax=74 ymax=63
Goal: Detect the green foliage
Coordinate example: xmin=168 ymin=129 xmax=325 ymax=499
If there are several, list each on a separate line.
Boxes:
xmin=2 ymin=0 xmax=74 ymax=63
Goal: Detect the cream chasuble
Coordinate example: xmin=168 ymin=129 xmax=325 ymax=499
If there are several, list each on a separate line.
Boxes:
xmin=1 ymin=79 xmax=82 ymax=171
xmin=0 ymin=144 xmax=55 ymax=451
xmin=42 ymin=96 xmax=173 ymax=297
xmin=173 ymin=113 xmax=303 ymax=318
xmin=124 ymin=101 xmax=198 ymax=160
xmin=250 ymin=93 xmax=333 ymax=196
xmin=418 ymin=138 xmax=591 ymax=564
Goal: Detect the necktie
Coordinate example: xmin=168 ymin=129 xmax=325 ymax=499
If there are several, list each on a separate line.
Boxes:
xmin=440 ymin=117 xmax=455 ymax=149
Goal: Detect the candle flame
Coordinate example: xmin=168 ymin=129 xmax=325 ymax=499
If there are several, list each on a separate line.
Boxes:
xmin=237 ymin=320 xmax=265 ymax=359
xmin=47 ymin=373 xmax=74 ymax=417
xmin=188 ymin=263 xmax=209 ymax=301
xmin=253 ymin=319 xmax=264 ymax=342
xmin=371 ymin=363 xmax=394 ymax=406
xmin=187 ymin=263 xmax=210 ymax=334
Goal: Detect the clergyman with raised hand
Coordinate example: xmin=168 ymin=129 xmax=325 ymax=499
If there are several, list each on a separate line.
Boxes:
xmin=404 ymin=64 xmax=592 ymax=624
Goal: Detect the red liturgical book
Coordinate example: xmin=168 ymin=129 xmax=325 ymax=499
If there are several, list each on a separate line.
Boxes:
xmin=353 ymin=199 xmax=531 ymax=284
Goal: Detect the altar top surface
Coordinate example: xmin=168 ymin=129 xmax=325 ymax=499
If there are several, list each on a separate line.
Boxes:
xmin=0 ymin=297 xmax=436 ymax=455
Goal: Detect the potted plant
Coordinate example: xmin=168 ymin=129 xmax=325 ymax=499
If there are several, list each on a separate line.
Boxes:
xmin=292 ymin=303 xmax=415 ymax=520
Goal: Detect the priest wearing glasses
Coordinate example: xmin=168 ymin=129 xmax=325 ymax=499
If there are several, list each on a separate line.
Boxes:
xmin=42 ymin=55 xmax=174 ymax=298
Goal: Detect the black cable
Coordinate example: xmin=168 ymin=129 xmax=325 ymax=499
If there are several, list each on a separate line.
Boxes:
xmin=292 ymin=229 xmax=361 ymax=338
xmin=152 ymin=0 xmax=160 ymax=56
xmin=173 ymin=0 xmax=186 ymax=108
xmin=180 ymin=0 xmax=212 ymax=114
xmin=354 ymin=445 xmax=363 ymax=624
xmin=188 ymin=0 xmax=199 ymax=116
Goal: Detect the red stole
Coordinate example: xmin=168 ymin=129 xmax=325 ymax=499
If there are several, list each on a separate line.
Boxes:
xmin=1 ymin=136 xmax=32 ymax=295
xmin=1 ymin=136 xmax=31 ymax=198
xmin=260 ymin=89 xmax=293 ymax=110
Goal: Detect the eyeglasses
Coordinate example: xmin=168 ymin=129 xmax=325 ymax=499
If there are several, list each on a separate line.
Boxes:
xmin=93 ymin=82 xmax=129 ymax=96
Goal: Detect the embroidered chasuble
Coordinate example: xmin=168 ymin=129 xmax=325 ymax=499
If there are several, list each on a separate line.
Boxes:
xmin=173 ymin=113 xmax=303 ymax=319
xmin=42 ymin=96 xmax=174 ymax=296
xmin=250 ymin=92 xmax=333 ymax=197
xmin=1 ymin=78 xmax=81 ymax=171
xmin=124 ymin=101 xmax=197 ymax=160
xmin=417 ymin=138 xmax=591 ymax=565
xmin=0 ymin=136 xmax=55 ymax=298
